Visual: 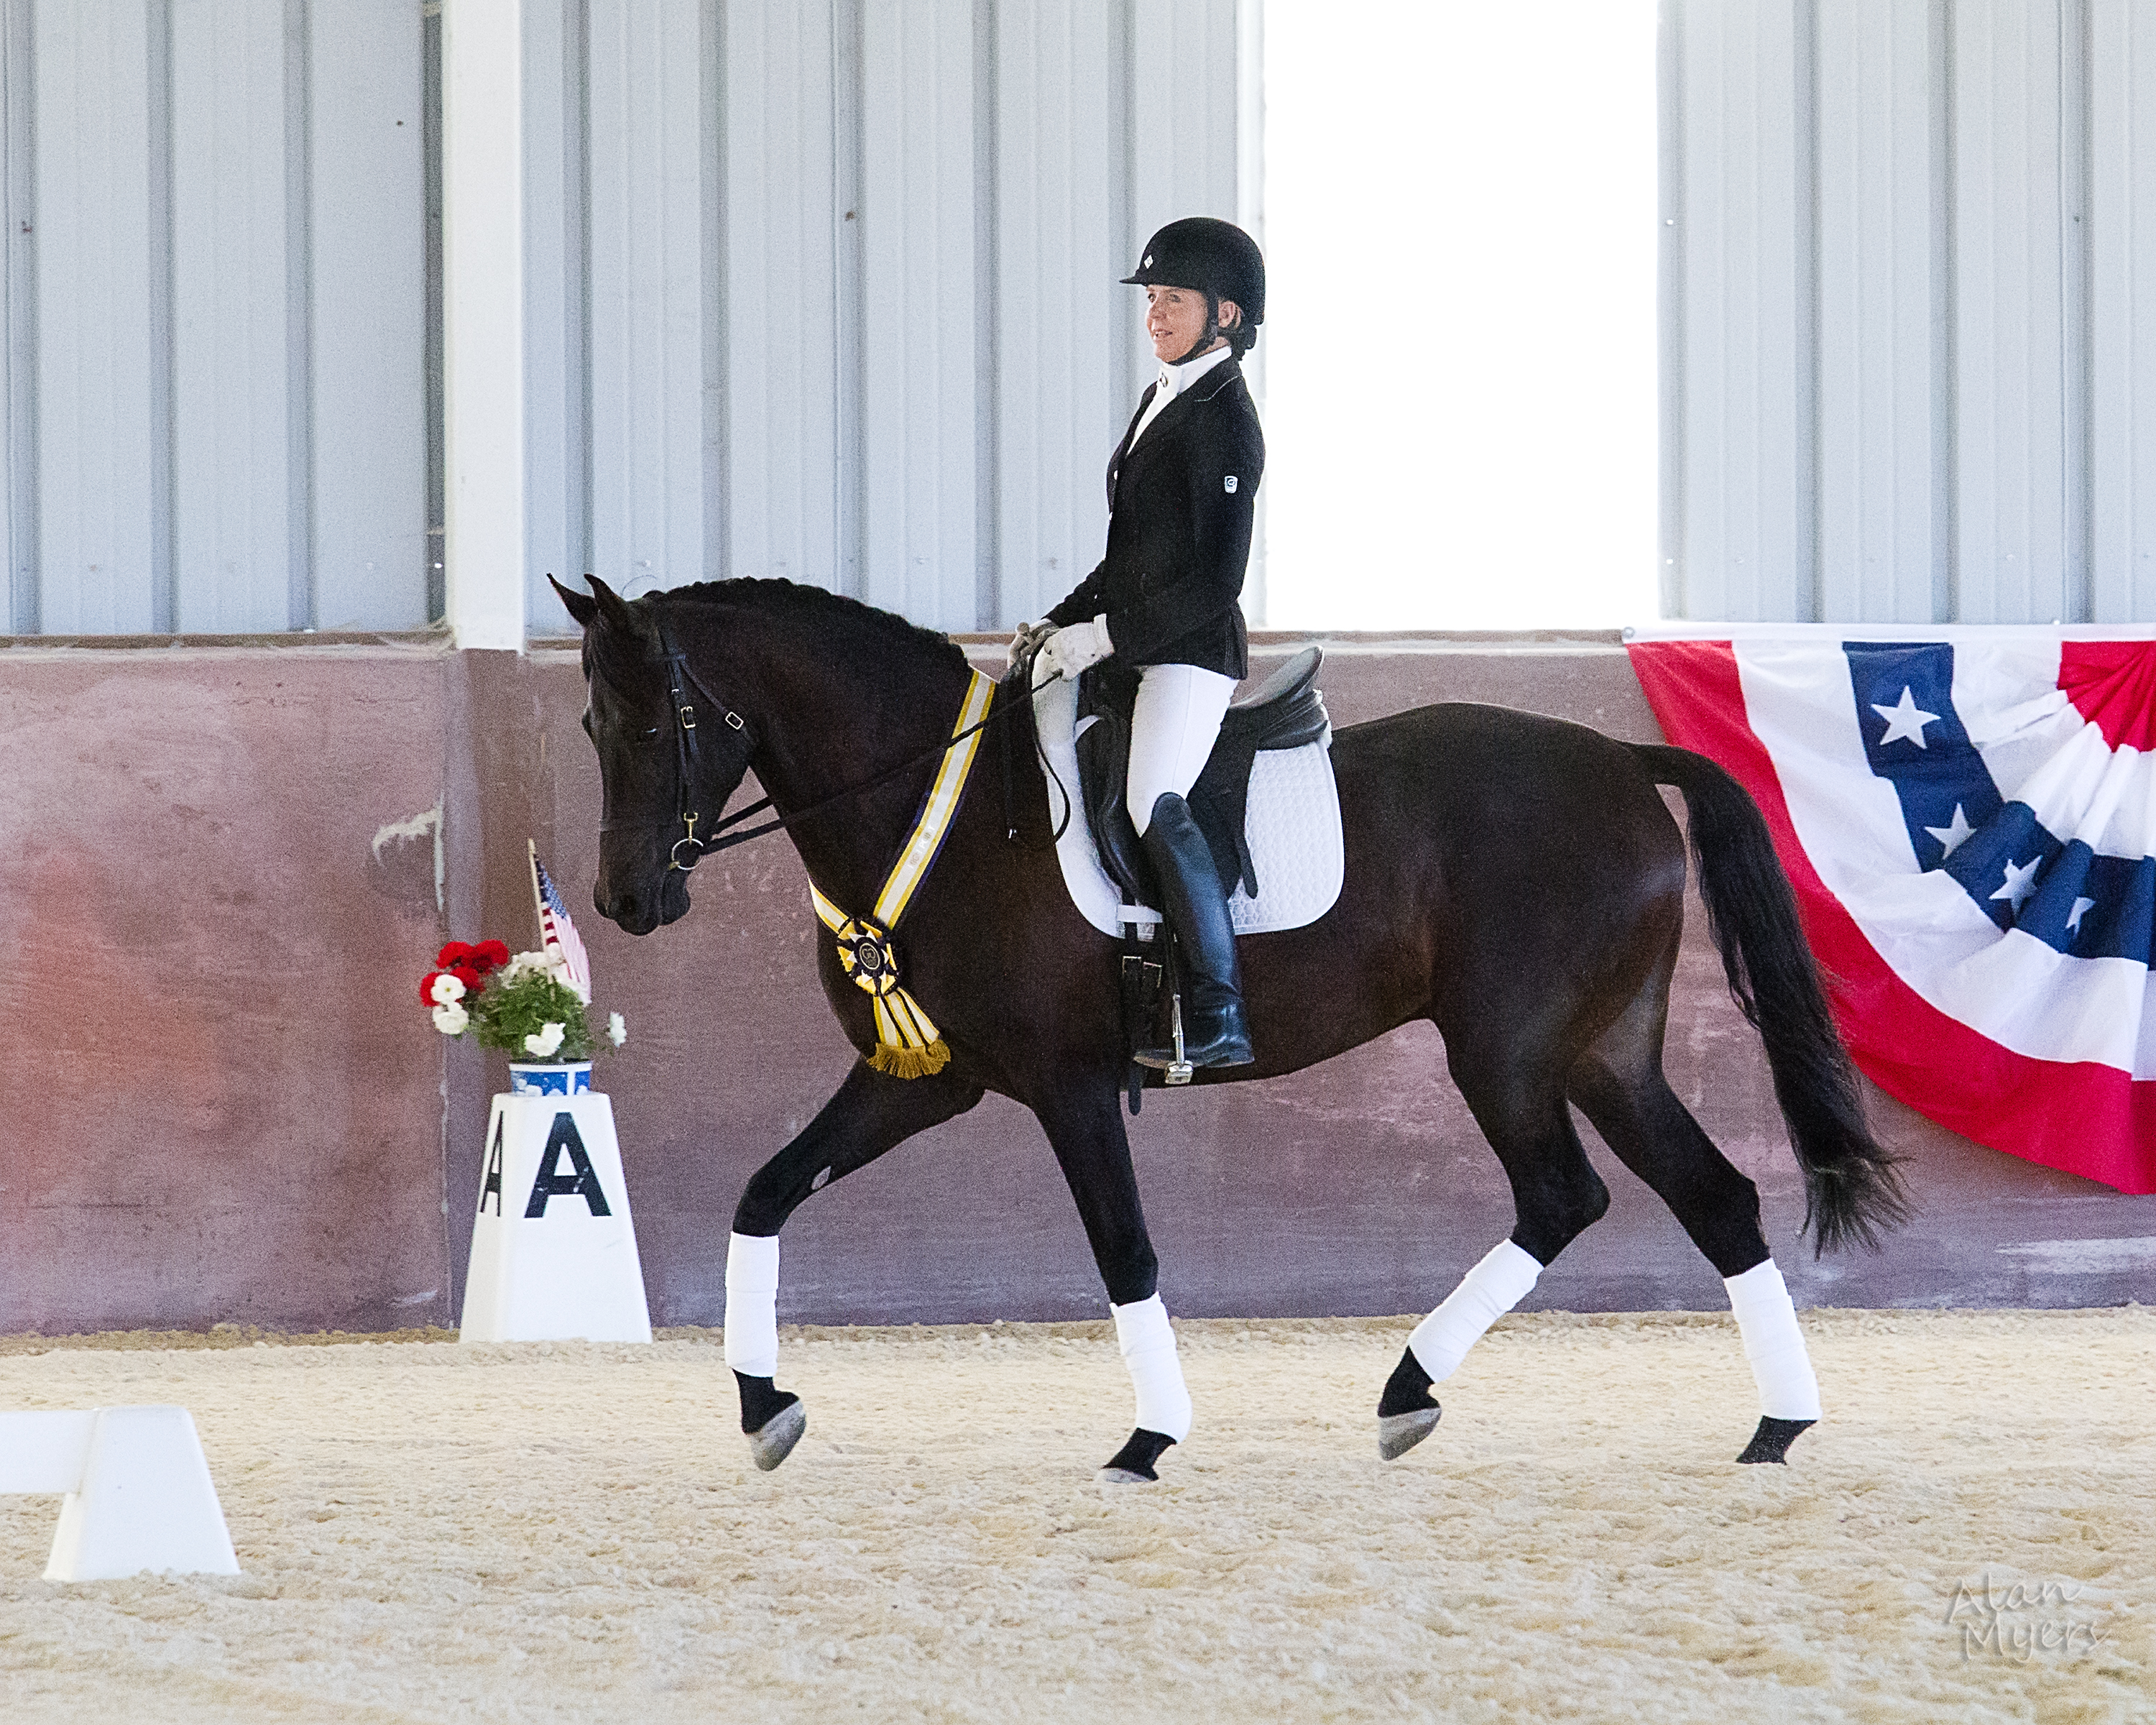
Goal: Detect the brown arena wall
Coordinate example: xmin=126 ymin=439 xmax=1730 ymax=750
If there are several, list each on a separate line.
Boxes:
xmin=1 ymin=632 xmax=2151 ymax=1335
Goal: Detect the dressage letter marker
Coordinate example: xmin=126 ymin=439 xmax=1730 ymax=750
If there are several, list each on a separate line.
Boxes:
xmin=524 ymin=1114 xmax=613 ymax=1217
xmin=461 ymin=1092 xmax=653 ymax=1343
xmin=0 ymin=1405 xmax=240 ymax=1581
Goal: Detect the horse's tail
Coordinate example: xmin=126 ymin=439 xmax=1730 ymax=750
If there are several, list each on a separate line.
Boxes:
xmin=1632 ymin=742 xmax=1909 ymax=1255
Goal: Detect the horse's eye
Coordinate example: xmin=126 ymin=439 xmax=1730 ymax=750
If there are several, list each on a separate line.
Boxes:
xmin=639 ymin=727 xmax=661 ymax=742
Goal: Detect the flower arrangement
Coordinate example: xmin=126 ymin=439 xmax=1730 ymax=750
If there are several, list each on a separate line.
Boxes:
xmin=420 ymin=939 xmax=627 ymax=1063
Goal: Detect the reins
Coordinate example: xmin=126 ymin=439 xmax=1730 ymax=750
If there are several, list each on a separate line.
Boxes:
xmin=622 ymin=618 xmax=1069 ymax=873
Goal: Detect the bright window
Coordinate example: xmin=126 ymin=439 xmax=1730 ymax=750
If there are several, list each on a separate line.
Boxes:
xmin=1263 ymin=0 xmax=1659 ymax=630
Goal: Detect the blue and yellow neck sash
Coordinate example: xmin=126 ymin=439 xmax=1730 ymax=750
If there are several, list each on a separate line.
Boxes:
xmin=809 ymin=668 xmax=995 ymax=1078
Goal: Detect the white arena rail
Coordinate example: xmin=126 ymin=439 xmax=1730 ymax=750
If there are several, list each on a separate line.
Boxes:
xmin=0 ymin=1404 xmax=239 ymax=1581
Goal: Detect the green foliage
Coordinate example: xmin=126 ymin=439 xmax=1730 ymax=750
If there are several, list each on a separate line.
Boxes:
xmin=466 ymin=969 xmax=600 ymax=1062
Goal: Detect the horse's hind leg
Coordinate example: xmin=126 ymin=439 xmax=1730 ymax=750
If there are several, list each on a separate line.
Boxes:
xmin=1377 ymin=1041 xmax=1612 ymax=1462
xmin=1567 ymin=978 xmax=1822 ymax=1464
xmin=725 ymin=1059 xmax=984 ymax=1471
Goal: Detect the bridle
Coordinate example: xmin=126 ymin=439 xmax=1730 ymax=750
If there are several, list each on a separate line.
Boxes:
xmin=591 ymin=617 xmax=766 ymax=873
xmin=594 ymin=614 xmax=1061 ymax=876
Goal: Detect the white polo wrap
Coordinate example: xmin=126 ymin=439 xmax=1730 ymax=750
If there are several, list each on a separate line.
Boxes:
xmin=723 ymin=1231 xmax=781 ymax=1379
xmin=1724 ymin=1259 xmax=1823 ymax=1422
xmin=1111 ymin=1294 xmax=1192 ymax=1442
xmin=1408 ymin=1239 xmax=1543 ymax=1383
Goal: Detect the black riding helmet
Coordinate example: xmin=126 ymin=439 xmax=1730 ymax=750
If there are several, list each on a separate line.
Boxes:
xmin=1123 ymin=216 xmax=1265 ymax=364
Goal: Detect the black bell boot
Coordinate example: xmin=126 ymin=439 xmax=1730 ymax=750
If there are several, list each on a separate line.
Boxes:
xmin=1135 ymin=792 xmax=1255 ymax=1070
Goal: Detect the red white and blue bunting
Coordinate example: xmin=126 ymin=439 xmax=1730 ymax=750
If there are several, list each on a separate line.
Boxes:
xmin=1629 ymin=628 xmax=2156 ymax=1195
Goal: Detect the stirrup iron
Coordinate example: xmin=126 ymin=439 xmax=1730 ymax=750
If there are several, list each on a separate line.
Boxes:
xmin=1165 ymin=993 xmax=1193 ymax=1086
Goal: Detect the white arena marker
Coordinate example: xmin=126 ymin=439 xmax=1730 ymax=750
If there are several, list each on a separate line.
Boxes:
xmin=461 ymin=1092 xmax=653 ymax=1343
xmin=0 ymin=1405 xmax=240 ymax=1581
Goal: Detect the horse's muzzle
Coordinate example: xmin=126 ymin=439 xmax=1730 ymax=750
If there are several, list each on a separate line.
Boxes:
xmin=594 ymin=870 xmax=691 ymax=936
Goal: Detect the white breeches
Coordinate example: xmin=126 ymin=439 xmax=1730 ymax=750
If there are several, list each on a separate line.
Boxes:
xmin=1126 ymin=662 xmax=1238 ymax=834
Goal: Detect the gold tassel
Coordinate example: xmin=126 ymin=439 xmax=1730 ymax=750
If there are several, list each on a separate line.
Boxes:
xmin=870 ymin=1038 xmax=951 ymax=1079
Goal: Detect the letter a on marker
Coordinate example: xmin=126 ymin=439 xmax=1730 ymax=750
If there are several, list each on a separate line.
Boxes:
xmin=480 ymin=1114 xmax=505 ymax=1216
xmin=525 ymin=1113 xmax=613 ymax=1218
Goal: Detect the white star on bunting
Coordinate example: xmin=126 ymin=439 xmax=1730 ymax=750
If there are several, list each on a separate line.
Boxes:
xmin=1991 ymin=856 xmax=2041 ymax=913
xmin=2068 ymin=896 xmax=2096 ymax=934
xmin=1924 ymin=803 xmax=1976 ymax=859
xmin=1872 ymin=685 xmax=1941 ymax=749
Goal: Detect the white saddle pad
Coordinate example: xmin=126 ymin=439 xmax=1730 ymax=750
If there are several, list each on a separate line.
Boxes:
xmin=1031 ymin=676 xmax=1345 ymax=939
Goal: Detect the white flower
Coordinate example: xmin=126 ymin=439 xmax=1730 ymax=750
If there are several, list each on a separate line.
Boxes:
xmin=502 ymin=947 xmax=589 ymax=1003
xmin=523 ymin=1021 xmax=566 ymax=1058
xmin=432 ymin=1001 xmax=469 ymax=1036
xmin=607 ymin=1012 xmax=627 ymax=1047
xmin=429 ymin=972 xmax=465 ymax=1006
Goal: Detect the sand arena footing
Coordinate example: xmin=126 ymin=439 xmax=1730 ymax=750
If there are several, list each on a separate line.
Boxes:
xmin=0 ymin=1310 xmax=2147 ymax=1723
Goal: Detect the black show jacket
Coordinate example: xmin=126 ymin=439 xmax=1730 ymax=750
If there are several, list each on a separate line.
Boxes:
xmin=1044 ymin=356 xmax=1263 ymax=679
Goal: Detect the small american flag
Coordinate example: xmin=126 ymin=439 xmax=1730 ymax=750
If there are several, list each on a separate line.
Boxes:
xmin=528 ymin=842 xmax=591 ymax=1002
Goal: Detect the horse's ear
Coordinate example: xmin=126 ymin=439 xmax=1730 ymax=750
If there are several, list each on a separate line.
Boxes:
xmin=549 ymin=574 xmax=599 ymax=630
xmin=585 ymin=574 xmax=641 ymax=635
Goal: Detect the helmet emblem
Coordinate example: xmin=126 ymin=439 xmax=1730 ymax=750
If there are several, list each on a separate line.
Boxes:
xmin=1143 ymin=254 xmax=1153 ymax=267
xmin=1224 ymin=475 xmax=1238 ymax=494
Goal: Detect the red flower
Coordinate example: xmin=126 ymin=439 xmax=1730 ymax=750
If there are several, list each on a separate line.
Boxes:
xmin=419 ymin=970 xmax=447 ymax=1006
xmin=429 ymin=937 xmax=504 ymax=1001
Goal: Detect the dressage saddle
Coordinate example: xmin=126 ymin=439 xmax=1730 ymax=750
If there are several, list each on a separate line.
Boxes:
xmin=1076 ymin=645 xmax=1330 ymax=918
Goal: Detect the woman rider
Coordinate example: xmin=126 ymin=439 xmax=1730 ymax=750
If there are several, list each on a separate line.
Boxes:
xmin=1018 ymin=216 xmax=1266 ymax=1072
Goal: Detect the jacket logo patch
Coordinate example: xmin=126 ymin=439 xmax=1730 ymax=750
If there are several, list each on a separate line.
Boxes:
xmin=1223 ymin=475 xmax=1238 ymax=494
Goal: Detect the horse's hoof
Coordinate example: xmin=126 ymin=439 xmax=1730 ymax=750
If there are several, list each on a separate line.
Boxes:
xmin=1378 ymin=1405 xmax=1442 ymax=1461
xmin=1735 ymin=1415 xmax=1815 ymax=1465
xmin=1098 ymin=1427 xmax=1176 ymax=1483
xmin=747 ymin=1399 xmax=807 ymax=1472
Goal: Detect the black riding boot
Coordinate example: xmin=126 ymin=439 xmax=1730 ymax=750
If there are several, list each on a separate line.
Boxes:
xmin=1135 ymin=792 xmax=1254 ymax=1070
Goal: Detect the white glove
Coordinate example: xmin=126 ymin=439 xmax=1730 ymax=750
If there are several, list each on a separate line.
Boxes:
xmin=1036 ymin=615 xmax=1113 ymax=683
xmin=1004 ymin=619 xmax=1054 ymax=671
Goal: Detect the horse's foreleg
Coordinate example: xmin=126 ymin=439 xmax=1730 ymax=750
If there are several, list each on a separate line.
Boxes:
xmin=1034 ymin=1090 xmax=1190 ymax=1484
xmin=725 ymin=1059 xmax=984 ymax=1470
xmin=1570 ymin=1034 xmax=1821 ymax=1466
xmin=1378 ymin=1052 xmax=1612 ymax=1463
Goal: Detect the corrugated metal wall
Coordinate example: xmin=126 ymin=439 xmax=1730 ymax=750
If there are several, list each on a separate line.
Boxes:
xmin=34 ymin=4 xmax=2156 ymax=637
xmin=1664 ymin=0 xmax=2156 ymax=624
xmin=522 ymin=0 xmax=1245 ymax=636
xmin=1 ymin=0 xmax=428 ymax=635
xmin=1 ymin=0 xmax=1242 ymax=638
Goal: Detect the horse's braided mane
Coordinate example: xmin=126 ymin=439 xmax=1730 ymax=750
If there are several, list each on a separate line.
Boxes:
xmin=651 ymin=577 xmax=972 ymax=678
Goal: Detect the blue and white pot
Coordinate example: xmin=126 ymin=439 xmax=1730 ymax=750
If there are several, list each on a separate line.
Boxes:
xmin=507 ymin=1061 xmax=593 ymax=1097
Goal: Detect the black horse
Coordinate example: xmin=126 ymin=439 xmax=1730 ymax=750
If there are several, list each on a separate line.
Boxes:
xmin=557 ymin=574 xmax=1905 ymax=1479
